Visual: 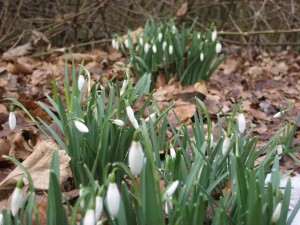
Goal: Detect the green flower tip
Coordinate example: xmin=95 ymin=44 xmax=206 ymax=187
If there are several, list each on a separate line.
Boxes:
xmin=10 ymin=105 xmax=15 ymax=112
xmin=108 ymin=172 xmax=116 ymax=183
xmin=133 ymin=131 xmax=139 ymax=141
xmin=16 ymin=179 xmax=23 ymax=189
xmin=98 ymin=186 xmax=105 ymax=197
xmin=125 ymin=100 xmax=129 ymax=107
xmin=88 ymin=199 xmax=94 ymax=209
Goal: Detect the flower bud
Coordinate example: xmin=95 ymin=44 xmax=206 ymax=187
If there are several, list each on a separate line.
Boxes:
xmin=275 ymin=145 xmax=283 ymax=159
xmin=162 ymin=41 xmax=167 ymax=51
xmin=211 ymin=30 xmax=217 ymax=42
xmin=112 ymin=119 xmax=125 ymax=127
xmin=128 ymin=131 xmax=144 ymax=176
xmin=158 ymin=33 xmax=163 ymax=42
xmin=11 ymin=179 xmax=24 ymax=216
xmin=0 ymin=213 xmax=3 ymax=225
xmin=120 ymin=79 xmax=128 ymax=96
xmin=222 ymin=136 xmax=231 ymax=155
xmin=273 ymin=111 xmax=284 ymax=118
xmin=216 ymin=43 xmax=222 ymax=54
xmin=78 ymin=75 xmax=85 ymax=91
xmin=237 ymin=113 xmax=246 ymax=133
xmin=200 ymin=52 xmax=204 ymax=61
xmin=144 ymin=113 xmax=156 ymax=123
xmin=83 ymin=209 xmax=95 ymax=225
xmin=166 ymin=180 xmax=179 ymax=197
xmin=9 ymin=106 xmax=16 ymax=131
xmin=139 ymin=37 xmax=143 ymax=46
xmin=95 ymin=187 xmax=104 ymax=222
xmin=124 ymin=39 xmax=129 ymax=48
xmin=170 ymin=147 xmax=176 ymax=159
xmin=271 ymin=202 xmax=282 ymax=223
xmin=125 ymin=101 xmax=139 ymax=130
xmin=107 ymin=173 xmax=121 ymax=218
xmin=152 ymin=44 xmax=157 ymax=53
xmin=144 ymin=43 xmax=150 ymax=53
xmin=74 ymin=120 xmax=89 ymax=133
xmin=169 ymin=45 xmax=173 ymax=55
xmin=197 ymin=33 xmax=201 ymax=40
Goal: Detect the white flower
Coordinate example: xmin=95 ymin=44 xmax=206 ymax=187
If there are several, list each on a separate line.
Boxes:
xmin=158 ymin=33 xmax=163 ymax=42
xmin=166 ymin=181 xmax=179 ymax=197
xmin=144 ymin=43 xmax=150 ymax=53
xmin=11 ymin=180 xmax=23 ymax=216
xmin=107 ymin=182 xmax=121 ymax=218
xmin=0 ymin=213 xmax=2 ymax=225
xmin=115 ymin=41 xmax=119 ymax=50
xmin=93 ymin=107 xmax=98 ymax=122
xmin=210 ymin=133 xmax=214 ymax=148
xmin=216 ymin=43 xmax=222 ymax=54
xmin=237 ymin=113 xmax=246 ymax=133
xmin=139 ymin=37 xmax=143 ymax=46
xmin=112 ymin=39 xmax=119 ymax=50
xmin=78 ymin=75 xmax=85 ymax=91
xmin=162 ymin=41 xmax=167 ymax=51
xmin=83 ymin=209 xmax=95 ymax=225
xmin=144 ymin=113 xmax=156 ymax=123
xmin=95 ymin=196 xmax=103 ymax=222
xmin=120 ymin=79 xmax=128 ymax=96
xmin=200 ymin=52 xmax=204 ymax=61
xmin=9 ymin=111 xmax=16 ymax=131
xmin=271 ymin=202 xmax=282 ymax=223
xmin=171 ymin=25 xmax=176 ymax=34
xmin=211 ymin=30 xmax=217 ymax=42
xmin=128 ymin=140 xmax=144 ymax=176
xmin=222 ymin=136 xmax=231 ymax=155
xmin=126 ymin=102 xmax=139 ymax=129
xmin=79 ymin=186 xmax=85 ymax=208
xmin=275 ymin=145 xmax=283 ymax=159
xmin=74 ymin=120 xmax=89 ymax=133
xmin=273 ymin=111 xmax=284 ymax=118
xmin=124 ymin=39 xmax=129 ymax=48
xmin=152 ymin=44 xmax=157 ymax=53
xmin=169 ymin=45 xmax=173 ymax=55
xmin=197 ymin=33 xmax=201 ymax=40
xmin=170 ymin=147 xmax=176 ymax=158
xmin=112 ymin=119 xmax=125 ymax=127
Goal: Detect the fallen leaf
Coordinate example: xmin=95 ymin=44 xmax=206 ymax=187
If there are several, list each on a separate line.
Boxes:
xmin=2 ymin=43 xmax=33 ymax=60
xmin=176 ymin=2 xmax=188 ymax=18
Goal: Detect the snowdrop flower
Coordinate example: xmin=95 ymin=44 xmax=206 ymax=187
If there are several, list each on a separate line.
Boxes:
xmin=152 ymin=44 xmax=157 ymax=53
xmin=211 ymin=30 xmax=217 ymax=42
xmin=74 ymin=120 xmax=89 ymax=133
xmin=171 ymin=25 xmax=177 ymax=34
xmin=197 ymin=32 xmax=201 ymax=40
xmin=78 ymin=74 xmax=85 ymax=91
xmin=107 ymin=173 xmax=121 ymax=218
xmin=111 ymin=119 xmax=125 ymax=127
xmin=11 ymin=179 xmax=24 ymax=216
xmin=158 ymin=33 xmax=163 ymax=42
xmin=162 ymin=41 xmax=167 ymax=51
xmin=144 ymin=113 xmax=156 ymax=123
xmin=210 ymin=133 xmax=214 ymax=148
xmin=95 ymin=187 xmax=104 ymax=222
xmin=169 ymin=45 xmax=173 ymax=55
xmin=144 ymin=43 xmax=150 ymax=53
xmin=222 ymin=136 xmax=231 ymax=155
xmin=124 ymin=39 xmax=129 ymax=48
xmin=273 ymin=111 xmax=284 ymax=118
xmin=216 ymin=42 xmax=222 ymax=54
xmin=271 ymin=202 xmax=282 ymax=223
xmin=164 ymin=180 xmax=179 ymax=214
xmin=237 ymin=113 xmax=246 ymax=133
xmin=120 ymin=79 xmax=128 ymax=96
xmin=0 ymin=213 xmax=2 ymax=225
xmin=275 ymin=145 xmax=283 ymax=159
xmin=170 ymin=147 xmax=176 ymax=159
xmin=139 ymin=37 xmax=143 ymax=46
xmin=200 ymin=52 xmax=204 ymax=61
xmin=112 ymin=39 xmax=119 ymax=50
xmin=79 ymin=185 xmax=85 ymax=208
xmin=9 ymin=106 xmax=16 ymax=131
xmin=83 ymin=209 xmax=95 ymax=225
xmin=93 ymin=107 xmax=98 ymax=122
xmin=128 ymin=131 xmax=144 ymax=176
xmin=126 ymin=100 xmax=139 ymax=130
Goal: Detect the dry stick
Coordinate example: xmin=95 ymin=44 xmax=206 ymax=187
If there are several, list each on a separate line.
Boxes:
xmin=219 ymin=28 xmax=300 ymax=36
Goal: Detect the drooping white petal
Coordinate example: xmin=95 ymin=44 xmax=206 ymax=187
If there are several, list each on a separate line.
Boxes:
xmin=78 ymin=75 xmax=85 ymax=91
xmin=95 ymin=196 xmax=103 ymax=222
xmin=210 ymin=133 xmax=214 ymax=148
xmin=11 ymin=187 xmax=23 ymax=216
xmin=124 ymin=39 xmax=129 ymax=48
xmin=158 ymin=33 xmax=163 ymax=42
xmin=197 ymin=33 xmax=201 ymax=40
xmin=144 ymin=43 xmax=150 ymax=53
xmin=9 ymin=111 xmax=16 ymax=131
xmin=79 ymin=188 xmax=85 ymax=208
xmin=169 ymin=45 xmax=173 ymax=55
xmin=171 ymin=25 xmax=177 ymax=34
xmin=112 ymin=39 xmax=116 ymax=48
xmin=211 ymin=30 xmax=217 ymax=42
xmin=120 ymin=79 xmax=128 ymax=96
xmin=144 ymin=113 xmax=156 ymax=123
xmin=216 ymin=43 xmax=222 ymax=54
xmin=74 ymin=121 xmax=89 ymax=133
xmin=83 ymin=209 xmax=95 ymax=225
xmin=222 ymin=136 xmax=231 ymax=155
xmin=162 ymin=41 xmax=167 ymax=51
xmin=126 ymin=106 xmax=139 ymax=129
xmin=273 ymin=111 xmax=284 ymax=118
xmin=237 ymin=113 xmax=246 ymax=133
xmin=166 ymin=180 xmax=179 ymax=197
xmin=0 ymin=213 xmax=3 ymax=225
xmin=128 ymin=141 xmax=144 ymax=176
xmin=152 ymin=44 xmax=157 ymax=53
xmin=115 ymin=41 xmax=119 ymax=50
xmin=271 ymin=203 xmax=282 ymax=223
xmin=107 ymin=183 xmax=121 ymax=218
xmin=170 ymin=147 xmax=176 ymax=159
xmin=275 ymin=145 xmax=283 ymax=159
xmin=139 ymin=37 xmax=143 ymax=46
xmin=112 ymin=119 xmax=125 ymax=127
xmin=200 ymin=52 xmax=204 ymax=61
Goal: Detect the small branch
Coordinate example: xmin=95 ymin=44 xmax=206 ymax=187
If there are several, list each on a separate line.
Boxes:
xmin=219 ymin=28 xmax=300 ymax=36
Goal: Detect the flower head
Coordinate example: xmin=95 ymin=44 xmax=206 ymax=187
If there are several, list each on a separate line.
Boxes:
xmin=162 ymin=41 xmax=167 ymax=51
xmin=152 ymin=44 xmax=157 ymax=53
xmin=9 ymin=106 xmax=16 ymax=131
xmin=158 ymin=33 xmax=163 ymax=42
xmin=128 ymin=131 xmax=144 ymax=176
xmin=169 ymin=45 xmax=173 ymax=55
xmin=11 ymin=179 xmax=24 ymax=216
xmin=271 ymin=202 xmax=282 ymax=223
xmin=95 ymin=187 xmax=104 ymax=222
xmin=78 ymin=74 xmax=85 ymax=91
xmin=107 ymin=173 xmax=121 ymax=218
xmin=237 ymin=113 xmax=246 ymax=133
xmin=126 ymin=100 xmax=139 ymax=130
xmin=170 ymin=147 xmax=176 ymax=159
xmin=197 ymin=33 xmax=201 ymax=40
xmin=144 ymin=43 xmax=150 ymax=53
xmin=273 ymin=111 xmax=284 ymax=118
xmin=112 ymin=39 xmax=119 ymax=50
xmin=200 ymin=52 xmax=204 ymax=61
xmin=144 ymin=113 xmax=156 ymax=123
xmin=112 ymin=119 xmax=125 ymax=127
xmin=139 ymin=37 xmax=143 ymax=46
xmin=166 ymin=180 xmax=179 ymax=197
xmin=216 ymin=42 xmax=222 ymax=54
xmin=275 ymin=145 xmax=283 ymax=159
xmin=83 ymin=209 xmax=95 ymax=225
xmin=124 ymin=39 xmax=129 ymax=48
xmin=74 ymin=120 xmax=89 ymax=133
xmin=120 ymin=79 xmax=128 ymax=96
xmin=211 ymin=30 xmax=217 ymax=42
xmin=222 ymin=136 xmax=231 ymax=155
